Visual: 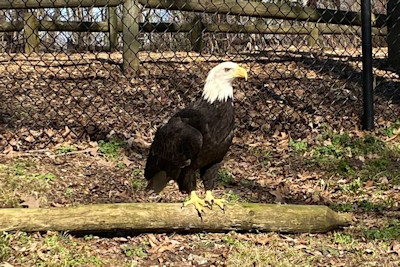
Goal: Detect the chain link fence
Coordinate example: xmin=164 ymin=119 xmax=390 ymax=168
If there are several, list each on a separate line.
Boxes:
xmin=0 ymin=0 xmax=398 ymax=156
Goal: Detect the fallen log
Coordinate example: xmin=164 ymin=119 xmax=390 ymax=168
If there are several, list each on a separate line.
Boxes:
xmin=0 ymin=203 xmax=351 ymax=233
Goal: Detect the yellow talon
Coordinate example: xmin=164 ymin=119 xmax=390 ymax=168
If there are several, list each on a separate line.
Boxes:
xmin=205 ymin=190 xmax=226 ymax=211
xmin=183 ymin=191 xmax=206 ymax=214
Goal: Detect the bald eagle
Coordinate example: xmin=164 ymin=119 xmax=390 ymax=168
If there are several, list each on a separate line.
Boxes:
xmin=145 ymin=62 xmax=248 ymax=213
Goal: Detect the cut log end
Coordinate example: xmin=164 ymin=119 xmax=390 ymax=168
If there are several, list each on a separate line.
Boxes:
xmin=336 ymin=213 xmax=352 ymax=225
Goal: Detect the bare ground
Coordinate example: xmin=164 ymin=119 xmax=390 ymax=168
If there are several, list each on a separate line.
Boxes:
xmin=0 ymin=49 xmax=399 ymax=266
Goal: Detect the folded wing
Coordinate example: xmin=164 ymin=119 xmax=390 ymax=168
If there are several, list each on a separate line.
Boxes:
xmin=144 ymin=115 xmax=203 ymax=193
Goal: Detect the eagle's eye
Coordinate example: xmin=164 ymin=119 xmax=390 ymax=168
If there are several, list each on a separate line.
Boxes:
xmin=224 ymin=68 xmax=231 ymax=72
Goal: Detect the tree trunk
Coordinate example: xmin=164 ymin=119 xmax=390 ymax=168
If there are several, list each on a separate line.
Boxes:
xmin=0 ymin=203 xmax=351 ymax=234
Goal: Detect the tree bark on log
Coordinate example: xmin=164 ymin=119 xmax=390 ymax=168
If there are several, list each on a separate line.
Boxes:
xmin=0 ymin=203 xmax=351 ymax=234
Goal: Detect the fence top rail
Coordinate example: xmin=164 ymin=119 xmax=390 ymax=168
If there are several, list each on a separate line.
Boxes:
xmin=0 ymin=0 xmax=386 ymax=28
xmin=0 ymin=0 xmax=123 ymax=9
xmin=138 ymin=0 xmax=386 ymax=27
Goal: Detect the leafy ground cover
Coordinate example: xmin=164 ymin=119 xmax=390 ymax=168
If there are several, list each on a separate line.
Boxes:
xmin=0 ymin=50 xmax=399 ymax=266
xmin=1 ymin=127 xmax=399 ymax=266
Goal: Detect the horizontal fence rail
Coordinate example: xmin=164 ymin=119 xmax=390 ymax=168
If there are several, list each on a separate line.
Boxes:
xmin=0 ymin=0 xmax=122 ymax=9
xmin=138 ymin=0 xmax=387 ymax=27
xmin=0 ymin=0 xmax=386 ymax=27
xmin=0 ymin=20 xmax=387 ymax=36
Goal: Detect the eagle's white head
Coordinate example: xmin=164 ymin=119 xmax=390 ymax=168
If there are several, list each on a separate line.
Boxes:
xmin=202 ymin=62 xmax=248 ymax=104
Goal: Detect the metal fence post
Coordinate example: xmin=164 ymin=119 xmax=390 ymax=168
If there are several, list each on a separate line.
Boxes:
xmin=361 ymin=0 xmax=374 ymax=130
xmin=388 ymin=0 xmax=400 ymax=66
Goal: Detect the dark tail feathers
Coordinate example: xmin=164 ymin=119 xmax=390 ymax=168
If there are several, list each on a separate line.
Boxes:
xmin=145 ymin=171 xmax=170 ymax=193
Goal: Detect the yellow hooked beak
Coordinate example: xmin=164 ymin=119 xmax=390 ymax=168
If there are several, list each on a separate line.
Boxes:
xmin=232 ymin=66 xmax=248 ymax=81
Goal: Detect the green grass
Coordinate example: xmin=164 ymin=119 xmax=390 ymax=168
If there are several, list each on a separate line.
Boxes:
xmin=352 ymin=136 xmax=388 ymax=155
xmin=249 ymin=147 xmax=271 ymax=166
xmin=16 ymin=232 xmax=33 ymax=245
xmin=0 ymin=161 xmax=57 ymax=207
xmin=358 ymin=200 xmax=388 ymax=212
xmin=218 ymin=168 xmax=234 ymax=186
xmin=225 ymin=240 xmax=316 ymax=267
xmin=0 ymin=232 xmax=105 ymax=266
xmin=132 ymin=168 xmax=141 ymax=177
xmin=225 ymin=190 xmax=240 ymax=203
xmin=65 ymin=188 xmax=74 ymax=197
xmin=381 ymin=121 xmax=400 ymax=137
xmin=117 ymin=162 xmax=126 ymax=169
xmin=98 ymin=139 xmax=124 ymax=160
xmin=330 ymin=200 xmax=394 ymax=213
xmin=319 ymin=246 xmax=340 ymax=256
xmin=38 ymin=234 xmax=104 ymax=266
xmin=83 ymin=235 xmax=95 ymax=242
xmin=339 ymin=178 xmax=363 ymax=195
xmin=312 ymin=133 xmax=390 ymax=162
xmin=131 ymin=179 xmax=147 ymax=190
xmin=32 ymin=172 xmax=56 ymax=181
xmin=364 ymin=220 xmax=400 ymax=240
xmin=359 ymin=157 xmax=400 ymax=185
xmin=329 ymin=203 xmax=354 ymax=212
xmin=321 ymin=132 xmax=384 ymax=156
xmin=289 ymin=139 xmax=308 ymax=154
xmin=314 ymin=143 xmax=345 ymax=160
xmin=122 ymin=245 xmax=148 ymax=258
xmin=222 ymin=235 xmax=243 ymax=247
xmin=55 ymin=145 xmax=77 ymax=154
xmin=335 ymin=160 xmax=356 ymax=175
xmin=193 ymin=237 xmax=215 ymax=249
xmin=9 ymin=160 xmax=36 ymax=175
xmin=333 ymin=232 xmax=353 ymax=244
xmin=131 ymin=169 xmax=146 ymax=190
xmin=295 ymin=131 xmax=400 ymax=187
xmin=240 ymin=179 xmax=254 ymax=187
xmin=0 ymin=232 xmax=11 ymax=262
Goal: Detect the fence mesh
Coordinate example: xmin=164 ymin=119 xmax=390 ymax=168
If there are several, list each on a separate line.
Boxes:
xmin=0 ymin=1 xmax=399 ymax=202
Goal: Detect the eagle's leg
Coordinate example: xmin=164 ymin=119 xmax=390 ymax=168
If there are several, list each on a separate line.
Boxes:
xmin=205 ymin=190 xmax=225 ymax=210
xmin=201 ymin=163 xmax=226 ymax=211
xmin=183 ymin=191 xmax=206 ymax=213
xmin=178 ymin=168 xmax=205 ymax=214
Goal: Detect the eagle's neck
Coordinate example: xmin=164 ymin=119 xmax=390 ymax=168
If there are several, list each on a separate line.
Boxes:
xmin=202 ymin=80 xmax=233 ymax=104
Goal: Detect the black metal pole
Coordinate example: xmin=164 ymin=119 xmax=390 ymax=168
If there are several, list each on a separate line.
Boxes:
xmin=361 ymin=0 xmax=374 ymax=130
